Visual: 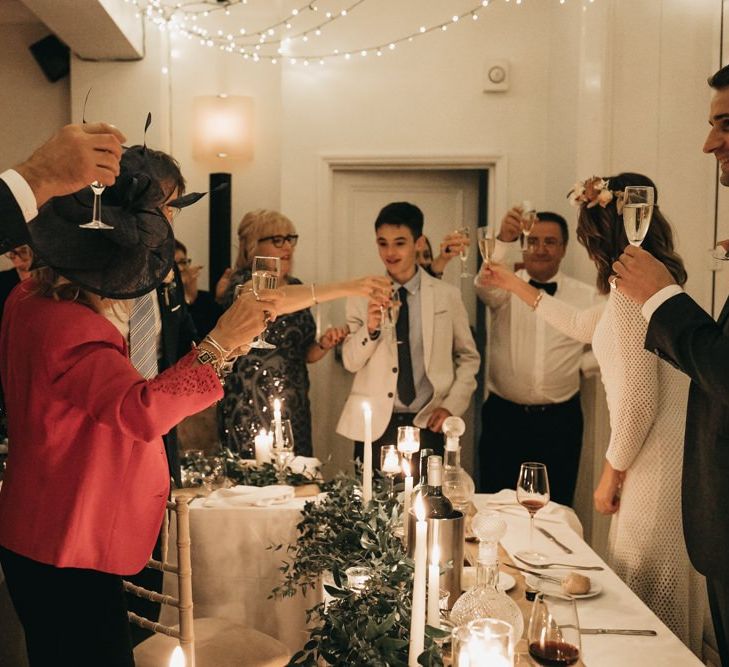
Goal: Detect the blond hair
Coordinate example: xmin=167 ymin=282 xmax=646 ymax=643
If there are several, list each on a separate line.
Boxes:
xmin=234 ymin=209 xmax=296 ymax=271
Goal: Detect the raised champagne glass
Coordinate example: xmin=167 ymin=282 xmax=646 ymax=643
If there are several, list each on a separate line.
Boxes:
xmin=456 ymin=226 xmax=472 ymax=278
xmin=622 ymin=186 xmax=654 ymax=247
xmin=515 ymin=461 xmax=551 ymax=564
xmin=79 ymin=182 xmax=114 ymax=230
xmin=249 ymin=255 xmax=281 ymax=350
xmin=521 ymin=201 xmax=537 ymax=253
xmin=477 ymin=226 xmax=496 ymax=267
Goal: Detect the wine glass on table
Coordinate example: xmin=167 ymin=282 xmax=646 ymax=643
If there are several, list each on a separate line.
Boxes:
xmin=528 ymin=592 xmax=581 ymax=666
xmin=78 ymin=181 xmax=113 ymax=230
xmin=396 ymin=425 xmax=420 ymax=478
xmin=521 ymin=201 xmax=537 ymax=253
xmin=249 ymin=256 xmax=281 ymax=350
xmin=271 ymin=419 xmax=294 ymax=484
xmin=477 ymin=226 xmax=496 ymax=267
xmin=515 ymin=461 xmax=551 ymax=564
xmin=380 ymin=445 xmax=401 ymax=500
xmin=622 ymin=186 xmax=654 ymax=247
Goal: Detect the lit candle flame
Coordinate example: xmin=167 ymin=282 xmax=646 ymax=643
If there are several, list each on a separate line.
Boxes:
xmin=414 ymin=493 xmax=426 ymax=522
xmin=169 ymin=646 xmax=186 ymax=667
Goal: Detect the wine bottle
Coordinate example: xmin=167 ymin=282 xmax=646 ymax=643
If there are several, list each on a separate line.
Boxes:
xmin=423 ymin=455 xmax=454 ymax=519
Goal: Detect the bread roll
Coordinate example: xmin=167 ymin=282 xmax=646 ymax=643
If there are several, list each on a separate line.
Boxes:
xmin=561 ymin=572 xmax=591 ymax=595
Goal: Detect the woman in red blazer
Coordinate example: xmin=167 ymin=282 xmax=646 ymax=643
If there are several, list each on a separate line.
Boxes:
xmin=0 ymin=173 xmax=278 ymax=666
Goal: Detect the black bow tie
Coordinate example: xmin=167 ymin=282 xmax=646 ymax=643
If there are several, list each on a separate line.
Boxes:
xmin=529 ymin=279 xmax=558 ymax=296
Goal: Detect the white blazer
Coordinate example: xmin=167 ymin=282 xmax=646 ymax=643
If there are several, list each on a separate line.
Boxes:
xmin=336 ymin=270 xmax=480 ymax=441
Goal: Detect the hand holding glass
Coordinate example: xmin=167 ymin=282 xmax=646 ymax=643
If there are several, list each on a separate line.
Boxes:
xmin=249 ymin=256 xmax=281 ymax=350
xmin=79 ymin=181 xmax=113 ymax=230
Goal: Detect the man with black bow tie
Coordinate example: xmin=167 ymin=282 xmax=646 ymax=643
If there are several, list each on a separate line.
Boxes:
xmin=474 ymin=209 xmax=600 ymax=505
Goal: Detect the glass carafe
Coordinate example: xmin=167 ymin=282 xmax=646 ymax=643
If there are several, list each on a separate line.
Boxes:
xmin=450 ymin=512 xmax=524 ymax=648
xmin=441 ymin=417 xmax=475 ymax=514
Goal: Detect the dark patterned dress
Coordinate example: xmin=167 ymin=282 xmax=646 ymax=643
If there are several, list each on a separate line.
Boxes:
xmin=218 ymin=270 xmax=317 ymax=456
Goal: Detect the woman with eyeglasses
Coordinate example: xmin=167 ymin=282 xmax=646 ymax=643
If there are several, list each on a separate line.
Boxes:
xmin=218 ymin=209 xmax=390 ymax=457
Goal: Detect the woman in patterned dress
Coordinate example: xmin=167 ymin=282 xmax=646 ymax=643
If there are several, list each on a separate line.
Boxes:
xmin=219 ymin=209 xmax=389 ymax=456
xmin=478 ymin=173 xmax=706 ymax=656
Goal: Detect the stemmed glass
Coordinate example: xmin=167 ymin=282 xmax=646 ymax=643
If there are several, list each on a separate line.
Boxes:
xmin=515 ymin=462 xmax=551 ymax=564
xmin=521 ymin=201 xmax=537 ymax=253
xmin=622 ymin=186 xmax=655 ymax=247
xmin=249 ymin=255 xmax=281 ymax=350
xmin=271 ymin=418 xmax=294 ymax=484
xmin=396 ymin=425 xmax=420 ymax=476
xmin=527 ymin=592 xmax=581 ymax=666
xmin=477 ymin=226 xmax=496 ymax=267
xmin=380 ymin=288 xmax=401 ymax=334
xmin=456 ymin=226 xmax=471 ymax=277
xmin=380 ymin=445 xmax=401 ymax=499
xmin=79 ymin=181 xmax=113 ymax=230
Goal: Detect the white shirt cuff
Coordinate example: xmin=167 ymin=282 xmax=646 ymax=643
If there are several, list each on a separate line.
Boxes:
xmin=641 ymin=284 xmax=684 ymax=322
xmin=0 ymin=169 xmax=38 ymax=223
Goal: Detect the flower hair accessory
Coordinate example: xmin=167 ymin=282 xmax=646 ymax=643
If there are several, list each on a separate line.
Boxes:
xmin=567 ymin=177 xmax=624 ymax=213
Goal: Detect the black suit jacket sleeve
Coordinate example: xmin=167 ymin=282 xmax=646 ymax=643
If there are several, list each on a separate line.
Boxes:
xmin=646 ymin=292 xmax=729 ymax=407
xmin=0 ymin=179 xmax=32 ymax=253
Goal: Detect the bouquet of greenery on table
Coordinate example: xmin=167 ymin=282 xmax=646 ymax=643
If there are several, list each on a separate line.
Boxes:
xmin=271 ymin=475 xmax=446 ymax=666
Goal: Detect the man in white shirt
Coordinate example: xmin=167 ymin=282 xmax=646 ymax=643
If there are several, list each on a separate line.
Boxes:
xmin=475 ymin=209 xmax=599 ymax=505
xmin=612 ymin=64 xmax=729 ymax=666
xmin=0 ymin=123 xmax=125 ymax=252
xmin=337 ymin=202 xmax=480 ymax=472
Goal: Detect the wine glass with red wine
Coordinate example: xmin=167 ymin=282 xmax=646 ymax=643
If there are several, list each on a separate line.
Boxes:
xmin=528 ymin=592 xmax=581 ymax=666
xmin=515 ymin=461 xmax=550 ymax=563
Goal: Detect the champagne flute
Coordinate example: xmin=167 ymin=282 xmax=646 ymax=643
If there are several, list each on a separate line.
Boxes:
xmin=527 ymin=592 xmax=581 ymax=666
xmin=271 ymin=418 xmax=294 ymax=484
xmin=249 ymin=256 xmax=281 ymax=350
xmin=380 ymin=445 xmax=401 ymax=499
xmin=622 ymin=186 xmax=655 ymax=247
xmin=79 ymin=182 xmax=114 ymax=230
xmin=521 ymin=201 xmax=537 ymax=253
xmin=456 ymin=226 xmax=471 ymax=278
xmin=515 ymin=461 xmax=551 ymax=564
xmin=380 ymin=287 xmax=401 ymax=332
xmin=477 ymin=226 xmax=496 ymax=266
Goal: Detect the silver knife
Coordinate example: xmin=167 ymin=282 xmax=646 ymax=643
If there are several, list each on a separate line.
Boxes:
xmin=581 ymin=629 xmax=657 ymax=636
xmin=503 ymin=562 xmax=562 ymax=584
xmin=537 ymin=526 xmax=573 ymax=554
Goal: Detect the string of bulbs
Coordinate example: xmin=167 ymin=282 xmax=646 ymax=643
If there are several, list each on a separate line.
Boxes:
xmin=127 ymin=0 xmax=598 ymax=66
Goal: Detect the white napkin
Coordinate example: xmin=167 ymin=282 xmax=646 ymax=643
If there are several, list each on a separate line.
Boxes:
xmin=203 ymin=485 xmax=295 ymax=508
xmin=481 ymin=488 xmax=563 ymax=515
xmin=289 ymin=456 xmax=322 ymax=477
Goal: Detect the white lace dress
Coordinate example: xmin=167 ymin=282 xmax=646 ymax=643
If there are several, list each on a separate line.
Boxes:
xmin=537 ymin=288 xmax=705 ymax=655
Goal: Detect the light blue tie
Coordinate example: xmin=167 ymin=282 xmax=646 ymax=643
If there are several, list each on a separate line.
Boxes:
xmin=129 ymin=293 xmax=158 ymax=379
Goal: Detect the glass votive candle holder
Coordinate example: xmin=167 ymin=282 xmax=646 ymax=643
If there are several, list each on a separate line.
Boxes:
xmin=345 ymin=566 xmax=373 ymax=593
xmin=452 ymin=619 xmax=514 ymax=667
xmin=396 ymin=426 xmax=420 ymax=456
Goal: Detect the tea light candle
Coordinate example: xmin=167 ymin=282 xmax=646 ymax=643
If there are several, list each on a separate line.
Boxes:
xmin=254 ymin=429 xmax=273 ymax=465
xmin=382 ymin=447 xmax=400 ymax=474
xmin=408 ymin=495 xmax=427 ymax=667
xmin=273 ymin=398 xmax=284 ymax=448
xmin=427 ymin=544 xmax=440 ymax=628
xmin=362 ymin=402 xmax=373 ymax=504
xmin=402 ymin=459 xmax=413 ymax=544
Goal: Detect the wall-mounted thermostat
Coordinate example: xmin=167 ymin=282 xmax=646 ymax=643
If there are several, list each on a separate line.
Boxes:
xmin=483 ymin=60 xmax=510 ymax=92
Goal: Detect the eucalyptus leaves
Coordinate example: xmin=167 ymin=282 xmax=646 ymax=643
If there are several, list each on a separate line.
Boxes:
xmin=271 ymin=475 xmax=447 ymax=666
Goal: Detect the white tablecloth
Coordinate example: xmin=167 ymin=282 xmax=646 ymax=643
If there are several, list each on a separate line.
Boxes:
xmin=472 ymin=496 xmax=702 ymax=666
xmin=169 ymin=490 xmax=703 ymax=666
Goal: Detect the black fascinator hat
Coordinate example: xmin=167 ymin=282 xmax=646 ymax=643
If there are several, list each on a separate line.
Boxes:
xmin=28 ymin=168 xmax=175 ymax=300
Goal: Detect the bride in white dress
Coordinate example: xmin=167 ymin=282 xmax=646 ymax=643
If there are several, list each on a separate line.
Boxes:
xmin=479 ymin=173 xmax=706 ymax=656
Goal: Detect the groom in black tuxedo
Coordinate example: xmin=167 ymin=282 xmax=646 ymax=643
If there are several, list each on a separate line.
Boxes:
xmin=0 ymin=122 xmax=125 ymax=253
xmin=614 ymin=64 xmax=729 ymax=665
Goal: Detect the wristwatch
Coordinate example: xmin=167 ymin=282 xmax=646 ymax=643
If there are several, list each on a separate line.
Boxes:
xmin=196 ymin=345 xmax=234 ymax=380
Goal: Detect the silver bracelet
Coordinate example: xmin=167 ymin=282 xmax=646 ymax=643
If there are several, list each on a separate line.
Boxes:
xmin=203 ymin=334 xmax=233 ymax=360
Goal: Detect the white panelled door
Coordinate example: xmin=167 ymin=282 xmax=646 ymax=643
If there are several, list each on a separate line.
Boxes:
xmin=309 ymin=168 xmax=483 ymax=478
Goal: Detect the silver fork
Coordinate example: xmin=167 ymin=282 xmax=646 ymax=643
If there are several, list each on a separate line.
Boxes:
xmin=514 ymin=554 xmax=604 ymax=571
